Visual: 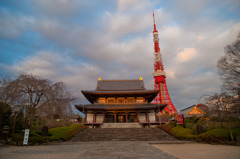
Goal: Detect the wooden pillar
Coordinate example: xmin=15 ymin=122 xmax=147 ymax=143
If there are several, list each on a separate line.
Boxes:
xmin=137 ymin=111 xmax=139 ymax=122
xmin=103 ymin=112 xmax=105 ymax=123
xmin=114 ymin=113 xmax=116 ymax=123
xmin=155 ymin=111 xmax=157 ymax=122
xmin=126 ymin=112 xmax=128 ymax=123
xmin=93 ymin=112 xmax=96 ymax=123
xmin=85 ymin=112 xmax=87 ymax=123
xmin=146 ymin=111 xmax=149 ymax=122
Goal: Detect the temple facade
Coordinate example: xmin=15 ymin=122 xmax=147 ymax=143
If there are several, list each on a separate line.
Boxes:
xmin=75 ymin=78 xmax=166 ymax=127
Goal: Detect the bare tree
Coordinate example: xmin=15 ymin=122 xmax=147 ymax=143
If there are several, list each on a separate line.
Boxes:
xmin=205 ymin=93 xmax=225 ymax=126
xmin=12 ymin=74 xmax=51 ymax=128
xmin=0 ymin=73 xmax=75 ymax=128
xmin=205 ymin=93 xmax=235 ymax=140
xmin=0 ymin=75 xmax=21 ymax=105
xmin=42 ymin=82 xmax=75 ymax=123
xmin=217 ymin=32 xmax=240 ymax=96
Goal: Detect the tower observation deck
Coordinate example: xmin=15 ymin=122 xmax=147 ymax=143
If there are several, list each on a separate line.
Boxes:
xmin=152 ymin=12 xmax=178 ymax=115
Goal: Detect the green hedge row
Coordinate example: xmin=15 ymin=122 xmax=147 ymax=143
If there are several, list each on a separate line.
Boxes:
xmin=158 ymin=125 xmax=240 ymax=142
xmin=170 ymin=126 xmax=196 ymax=139
xmin=197 ymin=128 xmax=240 ymax=141
xmin=13 ymin=124 xmax=87 ymax=144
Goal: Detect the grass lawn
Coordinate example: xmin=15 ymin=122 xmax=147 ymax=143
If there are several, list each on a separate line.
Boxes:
xmin=198 ymin=128 xmax=240 ymax=141
xmin=48 ymin=123 xmax=87 ymax=141
xmin=13 ymin=123 xmax=87 ymax=144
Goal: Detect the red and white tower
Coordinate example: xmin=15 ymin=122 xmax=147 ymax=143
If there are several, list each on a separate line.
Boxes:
xmin=152 ymin=12 xmax=178 ymax=115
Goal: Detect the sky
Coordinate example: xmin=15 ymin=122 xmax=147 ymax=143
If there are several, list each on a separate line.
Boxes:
xmin=0 ymin=0 xmax=240 ymax=111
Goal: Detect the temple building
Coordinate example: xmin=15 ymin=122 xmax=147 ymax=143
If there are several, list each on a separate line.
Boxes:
xmin=179 ymin=104 xmax=208 ymax=117
xmin=75 ymin=78 xmax=167 ymax=127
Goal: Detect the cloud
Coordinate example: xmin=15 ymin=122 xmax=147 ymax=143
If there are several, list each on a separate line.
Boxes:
xmin=10 ymin=51 xmax=102 ymax=101
xmin=118 ymin=0 xmax=139 ymax=11
xmin=177 ymin=48 xmax=198 ymax=62
xmin=1 ymin=0 xmax=240 ymax=111
xmin=33 ymin=0 xmax=80 ymax=17
xmin=165 ymin=69 xmax=175 ymax=79
xmin=35 ymin=19 xmax=67 ymax=40
xmin=0 ymin=9 xmax=35 ymax=39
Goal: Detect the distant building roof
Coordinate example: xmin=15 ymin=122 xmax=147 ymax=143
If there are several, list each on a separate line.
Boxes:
xmin=96 ymin=79 xmax=145 ymax=91
xmin=179 ymin=104 xmax=208 ymax=117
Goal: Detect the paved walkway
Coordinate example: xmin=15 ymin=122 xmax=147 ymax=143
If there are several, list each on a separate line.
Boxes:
xmin=1 ymin=141 xmax=239 ymax=159
xmin=0 ymin=141 xmax=178 ymax=159
xmin=152 ymin=143 xmax=240 ymax=159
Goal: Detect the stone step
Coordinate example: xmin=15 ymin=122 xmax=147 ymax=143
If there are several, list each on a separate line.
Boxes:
xmin=71 ymin=127 xmax=176 ymax=141
xmin=101 ymin=123 xmax=142 ymax=128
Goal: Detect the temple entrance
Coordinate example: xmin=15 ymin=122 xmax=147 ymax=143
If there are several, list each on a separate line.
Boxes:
xmin=105 ymin=112 xmax=139 ymax=123
xmin=117 ymin=114 xmax=126 ymax=123
xmin=128 ymin=113 xmax=138 ymax=122
xmin=105 ymin=115 xmax=114 ymax=123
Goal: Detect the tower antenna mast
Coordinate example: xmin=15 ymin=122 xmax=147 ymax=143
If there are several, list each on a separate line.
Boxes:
xmin=152 ymin=11 xmax=178 ymax=115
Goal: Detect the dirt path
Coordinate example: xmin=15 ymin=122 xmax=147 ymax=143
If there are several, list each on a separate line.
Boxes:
xmin=152 ymin=143 xmax=240 ymax=159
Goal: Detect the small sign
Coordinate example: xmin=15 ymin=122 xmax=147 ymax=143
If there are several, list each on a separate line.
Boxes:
xmin=2 ymin=125 xmax=10 ymax=134
xmin=177 ymin=114 xmax=184 ymax=125
xmin=175 ymin=114 xmax=184 ymax=125
xmin=23 ymin=129 xmax=30 ymax=145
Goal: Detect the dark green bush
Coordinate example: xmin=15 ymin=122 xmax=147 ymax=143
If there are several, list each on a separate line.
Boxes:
xmin=13 ymin=124 xmax=87 ymax=144
xmin=13 ymin=133 xmax=24 ymax=141
xmin=29 ymin=136 xmax=46 ymax=144
xmin=170 ymin=126 xmax=196 ymax=139
xmin=198 ymin=128 xmax=240 ymax=141
xmin=157 ymin=124 xmax=174 ymax=134
xmin=0 ymin=102 xmax=12 ymax=128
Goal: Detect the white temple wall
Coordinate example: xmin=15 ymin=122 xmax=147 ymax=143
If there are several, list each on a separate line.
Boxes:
xmin=96 ymin=114 xmax=104 ymax=123
xmin=87 ymin=113 xmax=93 ymax=123
xmin=139 ymin=113 xmax=146 ymax=122
xmin=149 ymin=112 xmax=156 ymax=122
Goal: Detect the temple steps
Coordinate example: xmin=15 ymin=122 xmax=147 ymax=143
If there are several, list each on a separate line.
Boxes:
xmin=71 ymin=127 xmax=176 ymax=141
xmin=101 ymin=123 xmax=142 ymax=128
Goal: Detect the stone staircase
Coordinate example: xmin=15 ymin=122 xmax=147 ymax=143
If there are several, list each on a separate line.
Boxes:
xmin=71 ymin=127 xmax=176 ymax=141
xmin=101 ymin=123 xmax=142 ymax=128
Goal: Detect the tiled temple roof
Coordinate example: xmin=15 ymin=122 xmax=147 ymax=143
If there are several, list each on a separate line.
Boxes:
xmin=81 ymin=79 xmax=158 ymax=104
xmin=96 ymin=79 xmax=145 ymax=91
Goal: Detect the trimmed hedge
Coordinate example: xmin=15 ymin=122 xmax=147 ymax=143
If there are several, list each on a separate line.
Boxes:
xmin=158 ymin=124 xmax=240 ymax=143
xmin=157 ymin=124 xmax=174 ymax=134
xmin=13 ymin=124 xmax=87 ymax=144
xmin=170 ymin=126 xmax=196 ymax=139
xmin=197 ymin=128 xmax=240 ymax=142
xmin=13 ymin=133 xmax=24 ymax=142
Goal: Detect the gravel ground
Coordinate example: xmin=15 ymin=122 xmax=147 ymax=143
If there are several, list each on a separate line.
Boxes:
xmin=152 ymin=143 xmax=240 ymax=159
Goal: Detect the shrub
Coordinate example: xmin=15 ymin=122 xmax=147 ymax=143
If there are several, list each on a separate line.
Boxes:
xmin=12 ymin=124 xmax=87 ymax=145
xmin=29 ymin=136 xmax=46 ymax=144
xmin=198 ymin=128 xmax=240 ymax=142
xmin=13 ymin=133 xmax=24 ymax=141
xmin=184 ymin=115 xmax=200 ymax=123
xmin=0 ymin=102 xmax=12 ymax=128
xmin=170 ymin=126 xmax=196 ymax=139
xmin=158 ymin=124 xmax=174 ymax=134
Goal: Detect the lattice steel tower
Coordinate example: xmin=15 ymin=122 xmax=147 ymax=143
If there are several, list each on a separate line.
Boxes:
xmin=152 ymin=12 xmax=178 ymax=114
